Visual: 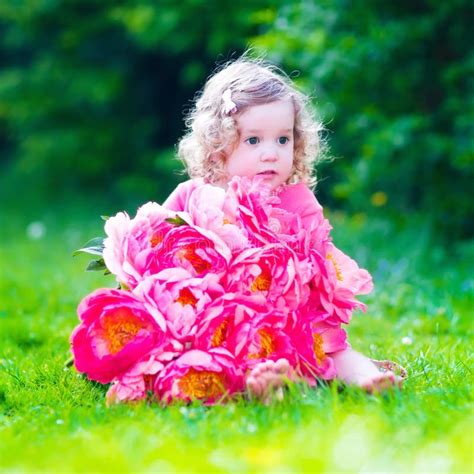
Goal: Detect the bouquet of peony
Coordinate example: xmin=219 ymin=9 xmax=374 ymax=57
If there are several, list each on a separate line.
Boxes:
xmin=71 ymin=177 xmax=373 ymax=404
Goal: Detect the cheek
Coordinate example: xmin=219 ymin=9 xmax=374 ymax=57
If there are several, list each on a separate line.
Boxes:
xmin=226 ymin=149 xmax=253 ymax=173
xmin=222 ymin=144 xmax=242 ymax=171
xmin=223 ymin=143 xmax=234 ymax=158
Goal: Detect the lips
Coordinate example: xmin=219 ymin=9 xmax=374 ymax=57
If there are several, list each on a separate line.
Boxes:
xmin=257 ymin=170 xmax=277 ymax=175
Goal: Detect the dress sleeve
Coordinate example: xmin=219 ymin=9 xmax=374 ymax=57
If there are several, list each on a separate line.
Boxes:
xmin=276 ymin=183 xmax=324 ymax=227
xmin=161 ymin=179 xmax=200 ymax=211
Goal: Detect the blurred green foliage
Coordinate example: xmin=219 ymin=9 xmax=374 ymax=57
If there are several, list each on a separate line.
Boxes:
xmin=255 ymin=1 xmax=474 ymax=237
xmin=0 ymin=0 xmax=472 ymax=236
xmin=0 ymin=0 xmax=271 ymax=203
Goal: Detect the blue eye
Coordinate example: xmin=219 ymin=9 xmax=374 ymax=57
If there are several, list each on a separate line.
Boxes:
xmin=246 ymin=137 xmax=259 ymax=145
xmin=278 ymin=136 xmax=290 ymax=145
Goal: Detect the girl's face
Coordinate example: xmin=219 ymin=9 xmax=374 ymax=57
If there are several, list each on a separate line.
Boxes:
xmin=224 ymin=99 xmax=295 ymax=189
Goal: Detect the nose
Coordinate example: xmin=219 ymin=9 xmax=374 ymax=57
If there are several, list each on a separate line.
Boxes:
xmin=260 ymin=145 xmax=278 ymax=162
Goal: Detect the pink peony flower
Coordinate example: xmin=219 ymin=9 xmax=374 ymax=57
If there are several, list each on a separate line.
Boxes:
xmin=226 ymin=244 xmax=311 ymax=312
xmin=71 ymin=288 xmax=167 ymax=383
xmin=193 ymin=294 xmax=266 ymax=351
xmin=224 ymin=176 xmax=281 ymax=246
xmin=226 ymin=310 xmax=297 ymax=370
xmin=186 ymin=184 xmax=250 ymax=252
xmin=288 ymin=317 xmax=348 ymax=382
xmin=134 ymin=269 xmax=225 ymax=341
xmin=326 ymin=243 xmax=373 ymax=295
xmin=106 ymin=340 xmax=183 ymax=404
xmin=150 ymin=225 xmax=231 ymax=278
xmin=308 ymin=243 xmax=374 ymax=325
xmin=154 ymin=348 xmax=244 ymax=403
xmin=103 ymin=201 xmax=190 ymax=289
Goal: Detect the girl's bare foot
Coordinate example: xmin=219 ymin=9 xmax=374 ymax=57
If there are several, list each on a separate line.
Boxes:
xmin=331 ymin=348 xmax=405 ymax=393
xmin=359 ymin=370 xmax=403 ymax=394
xmin=246 ymin=358 xmax=291 ymax=403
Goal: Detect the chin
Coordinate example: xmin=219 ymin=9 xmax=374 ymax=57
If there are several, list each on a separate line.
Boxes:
xmin=270 ymin=176 xmax=287 ymax=188
xmin=257 ymin=176 xmax=279 ymax=188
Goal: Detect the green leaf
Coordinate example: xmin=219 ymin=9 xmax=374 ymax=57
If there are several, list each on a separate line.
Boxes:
xmin=86 ymin=258 xmax=107 ymax=272
xmin=101 ymin=215 xmax=110 ymax=221
xmin=73 ymin=237 xmax=105 ymax=257
xmin=165 ymin=215 xmax=188 ymax=226
xmin=63 ymin=356 xmax=74 ymax=368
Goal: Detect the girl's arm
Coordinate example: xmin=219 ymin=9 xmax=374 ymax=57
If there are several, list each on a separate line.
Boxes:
xmin=277 ymin=183 xmax=324 ymax=227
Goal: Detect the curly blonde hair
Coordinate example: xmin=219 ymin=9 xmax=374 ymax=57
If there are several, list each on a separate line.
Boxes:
xmin=178 ymin=56 xmax=324 ymax=188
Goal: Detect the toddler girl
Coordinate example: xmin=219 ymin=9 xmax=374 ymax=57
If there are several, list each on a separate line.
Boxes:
xmin=163 ymin=57 xmax=404 ymax=400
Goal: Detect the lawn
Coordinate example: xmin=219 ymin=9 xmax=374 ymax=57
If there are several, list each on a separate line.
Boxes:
xmin=1 ymin=195 xmax=472 ymax=473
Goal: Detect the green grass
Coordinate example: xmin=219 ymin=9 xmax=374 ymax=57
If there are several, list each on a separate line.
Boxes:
xmin=0 ymin=197 xmax=473 ymax=473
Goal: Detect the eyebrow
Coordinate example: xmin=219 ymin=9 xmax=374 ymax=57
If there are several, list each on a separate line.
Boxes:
xmin=244 ymin=129 xmax=293 ymax=134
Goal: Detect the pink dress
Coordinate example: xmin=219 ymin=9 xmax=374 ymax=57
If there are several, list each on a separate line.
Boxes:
xmin=162 ymin=179 xmax=323 ymax=228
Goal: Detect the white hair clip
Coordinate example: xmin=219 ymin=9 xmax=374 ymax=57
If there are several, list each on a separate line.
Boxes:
xmin=222 ymin=88 xmax=238 ymax=115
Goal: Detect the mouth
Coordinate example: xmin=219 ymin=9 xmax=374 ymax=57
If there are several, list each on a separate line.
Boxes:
xmin=257 ymin=170 xmax=278 ymax=176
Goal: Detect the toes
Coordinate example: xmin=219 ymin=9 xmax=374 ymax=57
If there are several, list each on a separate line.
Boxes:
xmin=246 ymin=359 xmax=292 ymax=402
xmin=251 ymin=363 xmax=265 ymax=378
xmin=266 ymin=371 xmax=282 ymax=386
xmin=246 ymin=376 xmax=263 ymax=397
xmin=249 ymin=365 xmax=261 ymax=378
xmin=274 ymin=358 xmax=290 ymax=374
xmin=262 ymin=360 xmax=274 ymax=371
xmin=362 ymin=371 xmax=402 ymax=394
xmin=252 ymin=360 xmax=272 ymax=377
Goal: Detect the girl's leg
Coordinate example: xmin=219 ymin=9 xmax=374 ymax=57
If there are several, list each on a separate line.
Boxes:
xmin=331 ymin=348 xmax=403 ymax=393
xmin=245 ymin=350 xmax=404 ymax=402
